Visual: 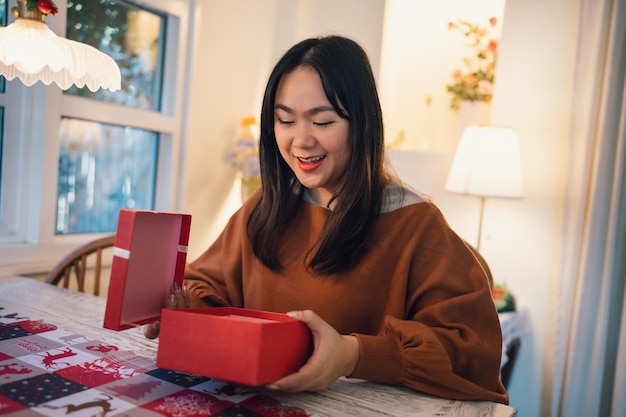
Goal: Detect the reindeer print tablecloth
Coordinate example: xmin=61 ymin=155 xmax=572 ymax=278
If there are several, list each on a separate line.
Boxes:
xmin=0 ymin=306 xmax=312 ymax=417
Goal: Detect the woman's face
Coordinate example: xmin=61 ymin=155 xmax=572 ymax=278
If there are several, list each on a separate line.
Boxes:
xmin=274 ymin=66 xmax=350 ymax=207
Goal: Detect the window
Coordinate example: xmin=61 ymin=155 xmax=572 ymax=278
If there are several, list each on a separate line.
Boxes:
xmin=56 ymin=118 xmax=159 ymax=234
xmin=0 ymin=0 xmax=5 ymax=93
xmin=0 ymin=0 xmax=194 ymax=274
xmin=65 ymin=0 xmax=165 ymax=111
xmin=57 ymin=0 xmax=166 ymax=234
xmin=0 ymin=0 xmax=11 ymax=239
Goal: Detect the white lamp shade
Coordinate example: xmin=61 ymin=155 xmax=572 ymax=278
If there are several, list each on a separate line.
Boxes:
xmin=445 ymin=126 xmax=523 ymax=198
xmin=0 ymin=18 xmax=121 ymax=92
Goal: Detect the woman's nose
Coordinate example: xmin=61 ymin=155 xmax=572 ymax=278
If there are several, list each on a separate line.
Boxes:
xmin=293 ymin=123 xmax=315 ymax=148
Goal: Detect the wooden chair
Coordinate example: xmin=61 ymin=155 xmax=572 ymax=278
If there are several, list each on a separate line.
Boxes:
xmin=45 ymin=234 xmax=116 ymax=296
xmin=501 ymin=337 xmax=521 ymax=388
xmin=464 ymin=242 xmax=522 ymax=388
xmin=464 ymin=241 xmax=494 ymax=289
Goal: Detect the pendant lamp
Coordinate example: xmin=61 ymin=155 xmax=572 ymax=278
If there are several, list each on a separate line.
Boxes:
xmin=0 ymin=0 xmax=121 ymax=92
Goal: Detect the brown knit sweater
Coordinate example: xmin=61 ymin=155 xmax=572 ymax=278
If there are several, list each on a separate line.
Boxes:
xmin=184 ymin=186 xmax=509 ymax=404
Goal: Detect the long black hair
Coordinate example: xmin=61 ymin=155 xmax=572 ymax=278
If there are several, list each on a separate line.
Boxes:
xmin=247 ymin=35 xmax=387 ymax=275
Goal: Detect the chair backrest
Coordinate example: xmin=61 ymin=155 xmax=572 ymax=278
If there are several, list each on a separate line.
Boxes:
xmin=463 ymin=242 xmax=521 ymax=388
xmin=464 ymin=241 xmax=494 ymax=289
xmin=45 ymin=235 xmax=116 ymax=296
xmin=500 ymin=337 xmax=521 ymax=388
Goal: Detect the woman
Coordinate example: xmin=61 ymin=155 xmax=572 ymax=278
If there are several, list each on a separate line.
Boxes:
xmin=147 ymin=35 xmax=508 ymax=404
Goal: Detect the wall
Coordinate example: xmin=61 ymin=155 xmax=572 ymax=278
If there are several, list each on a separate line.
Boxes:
xmin=184 ymin=1 xmax=580 ymax=416
xmin=489 ymin=0 xmax=579 ymax=415
xmin=183 ymin=0 xmax=279 ymax=260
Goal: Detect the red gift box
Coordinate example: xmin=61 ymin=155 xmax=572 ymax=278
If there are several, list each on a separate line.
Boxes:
xmin=157 ymin=307 xmax=313 ymax=386
xmin=103 ymin=209 xmax=192 ymax=331
xmin=103 ymin=209 xmax=313 ymax=386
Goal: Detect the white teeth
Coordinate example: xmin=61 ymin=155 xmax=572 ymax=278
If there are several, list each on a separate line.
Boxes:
xmin=298 ymin=155 xmax=325 ymax=163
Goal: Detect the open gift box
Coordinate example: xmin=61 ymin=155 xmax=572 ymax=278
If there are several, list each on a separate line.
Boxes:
xmin=103 ymin=209 xmax=313 ymax=386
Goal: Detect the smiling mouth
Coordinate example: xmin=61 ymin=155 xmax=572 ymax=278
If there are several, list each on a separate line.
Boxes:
xmin=297 ymin=155 xmax=325 ymax=163
xmin=296 ymin=155 xmax=326 ymax=171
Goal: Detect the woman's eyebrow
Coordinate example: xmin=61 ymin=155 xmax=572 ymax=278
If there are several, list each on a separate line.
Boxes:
xmin=274 ymin=104 xmax=293 ymax=113
xmin=274 ymin=104 xmax=337 ymax=115
xmin=308 ymin=106 xmax=336 ymax=116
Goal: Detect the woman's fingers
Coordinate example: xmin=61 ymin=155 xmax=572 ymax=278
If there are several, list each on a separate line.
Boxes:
xmin=144 ymin=282 xmax=190 ymax=340
xmin=144 ymin=321 xmax=160 ymax=339
xmin=266 ymin=310 xmax=360 ymax=392
xmin=170 ymin=282 xmax=190 ymax=308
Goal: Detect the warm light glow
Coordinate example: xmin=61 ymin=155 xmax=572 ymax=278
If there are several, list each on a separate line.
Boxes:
xmin=0 ymin=18 xmax=121 ymax=92
xmin=445 ymin=125 xmax=523 ymax=198
xmin=379 ymin=0 xmax=506 ymax=152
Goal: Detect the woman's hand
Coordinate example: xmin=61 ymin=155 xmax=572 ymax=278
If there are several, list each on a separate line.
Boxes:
xmin=143 ymin=282 xmax=190 ymax=340
xmin=266 ymin=309 xmax=360 ymax=392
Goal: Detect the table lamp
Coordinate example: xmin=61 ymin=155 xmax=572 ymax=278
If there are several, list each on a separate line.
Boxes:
xmin=445 ymin=125 xmax=523 ymax=251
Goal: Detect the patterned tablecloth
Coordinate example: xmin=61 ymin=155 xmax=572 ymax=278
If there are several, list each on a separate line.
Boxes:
xmin=0 ymin=305 xmax=311 ymax=417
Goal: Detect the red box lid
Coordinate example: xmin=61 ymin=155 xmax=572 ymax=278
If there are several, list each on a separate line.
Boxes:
xmin=103 ymin=209 xmax=192 ymax=331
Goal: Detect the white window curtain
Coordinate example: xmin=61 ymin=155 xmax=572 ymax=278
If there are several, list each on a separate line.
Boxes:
xmin=552 ymin=0 xmax=626 ymax=415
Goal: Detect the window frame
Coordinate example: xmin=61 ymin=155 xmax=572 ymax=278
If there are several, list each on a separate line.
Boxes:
xmin=0 ymin=0 xmax=195 ymax=276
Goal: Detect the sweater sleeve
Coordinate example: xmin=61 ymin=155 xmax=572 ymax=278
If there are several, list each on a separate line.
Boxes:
xmin=183 ymin=236 xmax=235 ymax=308
xmin=350 ymin=204 xmax=509 ymax=404
xmin=182 ymin=200 xmax=252 ymax=309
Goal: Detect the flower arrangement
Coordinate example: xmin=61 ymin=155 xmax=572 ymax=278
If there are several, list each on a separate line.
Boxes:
xmin=225 ymin=116 xmax=261 ymax=198
xmin=226 ymin=116 xmax=260 ymax=178
xmin=492 ymin=283 xmax=516 ymax=313
xmin=446 ymin=17 xmax=499 ymax=110
xmin=26 ymin=0 xmax=58 ymax=15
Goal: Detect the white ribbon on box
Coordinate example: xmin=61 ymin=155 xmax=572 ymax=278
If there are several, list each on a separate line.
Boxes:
xmin=113 ymin=247 xmax=131 ymax=259
xmin=113 ymin=245 xmax=188 ymax=259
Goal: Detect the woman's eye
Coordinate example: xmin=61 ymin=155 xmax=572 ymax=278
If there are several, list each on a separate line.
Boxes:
xmin=313 ymin=121 xmax=335 ymax=127
xmin=277 ymin=118 xmax=294 ymax=125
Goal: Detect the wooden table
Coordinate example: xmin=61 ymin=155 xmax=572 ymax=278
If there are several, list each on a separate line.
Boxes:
xmin=0 ymin=277 xmax=517 ymax=417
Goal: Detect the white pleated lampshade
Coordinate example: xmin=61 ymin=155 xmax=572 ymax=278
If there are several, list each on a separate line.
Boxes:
xmin=445 ymin=126 xmax=523 ymax=198
xmin=0 ymin=18 xmax=121 ymax=92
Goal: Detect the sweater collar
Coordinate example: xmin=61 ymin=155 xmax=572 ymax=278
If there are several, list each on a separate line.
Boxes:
xmin=300 ymin=181 xmax=427 ymax=213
